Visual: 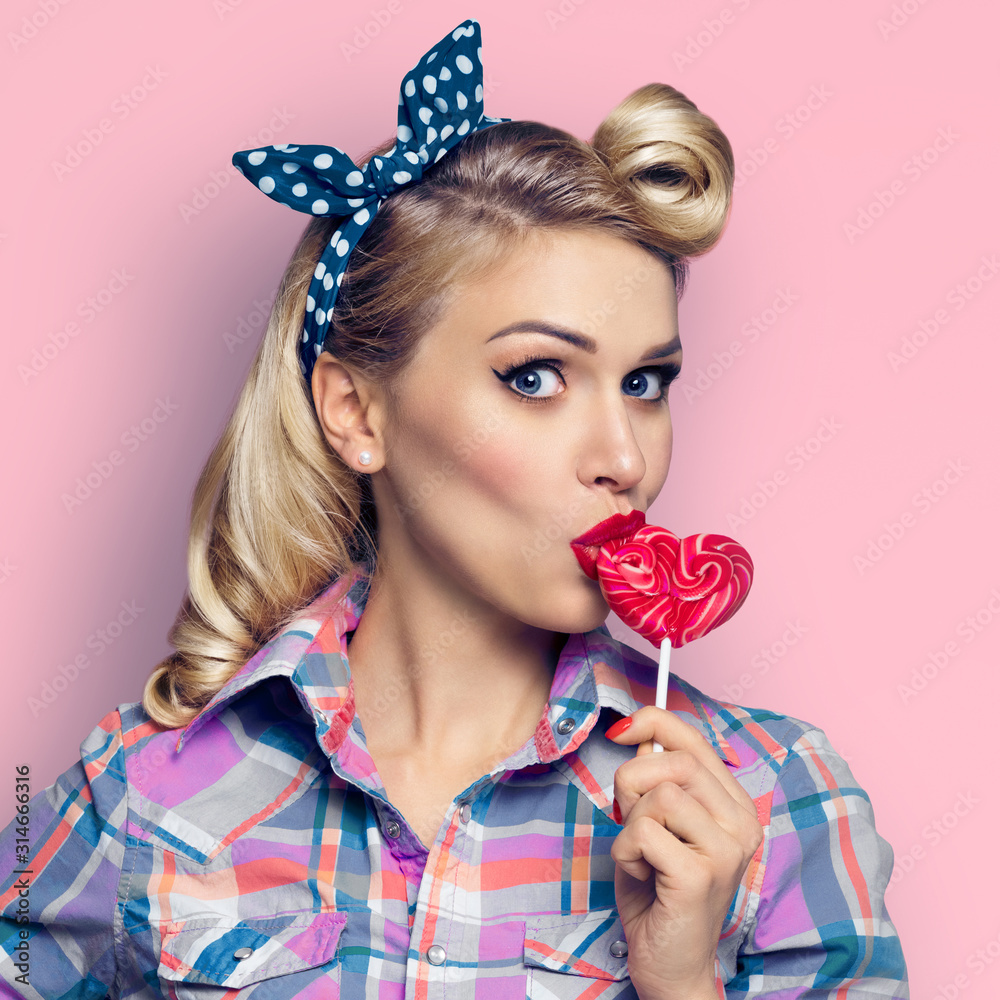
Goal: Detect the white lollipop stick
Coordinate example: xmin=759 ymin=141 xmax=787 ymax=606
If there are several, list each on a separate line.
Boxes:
xmin=652 ymin=637 xmax=672 ymax=752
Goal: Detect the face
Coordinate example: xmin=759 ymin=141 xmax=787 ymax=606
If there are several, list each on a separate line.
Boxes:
xmin=369 ymin=227 xmax=682 ymax=634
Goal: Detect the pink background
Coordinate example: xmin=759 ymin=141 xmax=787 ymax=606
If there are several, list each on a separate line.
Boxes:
xmin=2 ymin=0 xmax=997 ymax=993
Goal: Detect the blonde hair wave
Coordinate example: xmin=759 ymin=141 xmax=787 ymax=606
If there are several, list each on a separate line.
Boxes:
xmin=142 ymin=82 xmax=735 ymax=729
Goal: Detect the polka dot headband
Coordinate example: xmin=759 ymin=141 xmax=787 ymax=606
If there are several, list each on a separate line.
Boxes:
xmin=232 ymin=18 xmax=510 ymax=386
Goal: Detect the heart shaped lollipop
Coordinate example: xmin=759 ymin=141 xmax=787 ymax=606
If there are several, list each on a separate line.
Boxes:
xmin=571 ymin=513 xmax=753 ymax=752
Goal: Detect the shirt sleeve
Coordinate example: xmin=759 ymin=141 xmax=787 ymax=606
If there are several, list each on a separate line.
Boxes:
xmin=728 ymin=726 xmax=910 ymax=999
xmin=0 ymin=708 xmax=128 ymax=999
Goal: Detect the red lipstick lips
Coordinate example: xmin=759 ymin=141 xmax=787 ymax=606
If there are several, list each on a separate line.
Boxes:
xmin=570 ymin=509 xmax=646 ymax=580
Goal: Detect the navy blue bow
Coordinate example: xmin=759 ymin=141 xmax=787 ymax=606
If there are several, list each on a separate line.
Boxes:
xmin=233 ymin=18 xmax=510 ymax=384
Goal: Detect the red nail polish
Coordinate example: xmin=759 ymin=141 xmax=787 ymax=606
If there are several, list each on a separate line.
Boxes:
xmin=612 ymin=797 xmax=622 ymax=825
xmin=606 ymin=716 xmax=633 ymax=740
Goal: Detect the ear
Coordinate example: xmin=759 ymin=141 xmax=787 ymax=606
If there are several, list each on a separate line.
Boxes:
xmin=311 ymin=352 xmax=387 ymax=473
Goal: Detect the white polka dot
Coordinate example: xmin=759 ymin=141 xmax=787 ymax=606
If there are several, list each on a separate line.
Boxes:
xmin=439 ymin=66 xmax=452 ymax=82
xmin=313 ymin=153 xmax=333 ymax=169
xmin=248 ymin=150 xmax=267 ymax=166
xmin=315 ymin=262 xmax=327 ymax=279
xmin=337 ymin=271 xmax=344 ymax=287
xmin=282 ymin=162 xmax=299 ymax=174
xmin=475 ymin=83 xmax=483 ymax=103
xmin=418 ymin=106 xmax=433 ymax=125
xmin=258 ymin=176 xmax=275 ymax=194
xmin=434 ymin=97 xmax=449 ymax=113
xmin=323 ymin=273 xmax=334 ymax=290
xmin=418 ymin=148 xmax=429 ymax=163
xmin=353 ymin=207 xmax=370 ymax=224
xmin=373 ymin=157 xmax=383 ymax=169
xmin=397 ymin=125 xmax=413 ymax=142
xmin=456 ymin=91 xmax=468 ymax=110
xmin=398 ymin=91 xmax=403 ymax=105
xmin=347 ymin=197 xmax=364 ymax=207
xmin=312 ymin=199 xmax=329 ymax=214
xmin=426 ymin=127 xmax=437 ymax=143
xmin=392 ymin=170 xmax=412 ymax=184
xmin=404 ymin=150 xmax=420 ymax=164
xmin=332 ymin=230 xmax=342 ymax=244
xmin=316 ymin=307 xmax=326 ymax=324
xmin=336 ymin=238 xmax=350 ymax=256
xmin=314 ymin=344 xmax=322 ymax=358
xmin=305 ymin=294 xmax=315 ymax=312
xmin=457 ymin=119 xmax=470 ymax=135
xmin=422 ymin=74 xmax=437 ymax=94
xmin=345 ymin=170 xmax=364 ymax=186
xmin=427 ymin=50 xmax=437 ymax=62
xmin=405 ymin=79 xmax=416 ymax=97
xmin=292 ymin=182 xmax=307 ymax=197
xmin=456 ymin=54 xmax=473 ymax=74
xmin=301 ymin=328 xmax=309 ymax=342
xmin=477 ymin=46 xmax=482 ymax=62
xmin=452 ymin=26 xmax=465 ymax=40
xmin=435 ymin=147 xmax=448 ymax=162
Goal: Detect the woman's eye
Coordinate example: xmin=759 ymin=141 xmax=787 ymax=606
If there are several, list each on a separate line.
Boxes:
xmin=503 ymin=364 xmax=564 ymax=399
xmin=623 ymin=370 xmax=664 ymax=400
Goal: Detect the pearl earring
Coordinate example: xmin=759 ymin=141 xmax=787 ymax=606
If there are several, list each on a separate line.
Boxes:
xmin=358 ymin=451 xmax=372 ymax=466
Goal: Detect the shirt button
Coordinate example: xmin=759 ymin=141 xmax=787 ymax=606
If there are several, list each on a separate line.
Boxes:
xmin=384 ymin=819 xmax=401 ymax=839
xmin=233 ymin=947 xmax=254 ymax=960
xmin=426 ymin=944 xmax=447 ymax=966
xmin=610 ymin=939 xmax=628 ymax=958
xmin=556 ymin=717 xmax=576 ymax=735
xmin=459 ymin=802 xmax=471 ymax=824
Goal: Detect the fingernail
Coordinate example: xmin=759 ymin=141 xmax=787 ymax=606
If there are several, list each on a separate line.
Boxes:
xmin=612 ymin=797 xmax=622 ymax=825
xmin=606 ymin=716 xmax=633 ymax=740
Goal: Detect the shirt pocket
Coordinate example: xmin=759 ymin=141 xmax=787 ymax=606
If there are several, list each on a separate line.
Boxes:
xmin=156 ymin=911 xmax=346 ymax=999
xmin=524 ymin=907 xmax=638 ymax=999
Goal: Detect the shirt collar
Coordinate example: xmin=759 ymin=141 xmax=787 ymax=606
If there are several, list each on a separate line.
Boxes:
xmin=175 ymin=561 xmax=739 ymax=769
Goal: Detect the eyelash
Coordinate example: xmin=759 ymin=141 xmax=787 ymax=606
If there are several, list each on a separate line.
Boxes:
xmin=493 ymin=354 xmax=682 ymax=405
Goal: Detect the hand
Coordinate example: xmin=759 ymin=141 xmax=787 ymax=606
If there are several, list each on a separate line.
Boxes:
xmin=606 ymin=706 xmax=763 ymax=1000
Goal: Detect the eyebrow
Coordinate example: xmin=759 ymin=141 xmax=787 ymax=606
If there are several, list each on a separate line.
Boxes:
xmin=485 ymin=320 xmax=682 ymax=361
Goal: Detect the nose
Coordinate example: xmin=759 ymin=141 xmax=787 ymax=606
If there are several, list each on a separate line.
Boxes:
xmin=578 ymin=391 xmax=648 ymax=493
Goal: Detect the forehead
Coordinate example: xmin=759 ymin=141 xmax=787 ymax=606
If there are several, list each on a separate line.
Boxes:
xmin=434 ymin=228 xmax=677 ymax=345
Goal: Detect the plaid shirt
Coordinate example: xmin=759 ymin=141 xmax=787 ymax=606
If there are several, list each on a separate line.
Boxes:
xmin=0 ymin=563 xmax=908 ymax=998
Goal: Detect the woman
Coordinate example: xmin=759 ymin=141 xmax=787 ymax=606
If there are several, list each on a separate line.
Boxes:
xmin=0 ymin=18 xmax=907 ymax=999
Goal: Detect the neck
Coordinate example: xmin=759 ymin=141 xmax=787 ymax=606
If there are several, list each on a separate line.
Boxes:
xmin=346 ymin=552 xmax=567 ymax=769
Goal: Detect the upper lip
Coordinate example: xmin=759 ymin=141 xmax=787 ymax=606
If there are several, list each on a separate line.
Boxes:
xmin=570 ymin=509 xmax=646 ymax=548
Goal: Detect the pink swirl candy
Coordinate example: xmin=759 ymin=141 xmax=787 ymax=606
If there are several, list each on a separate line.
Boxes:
xmin=595 ymin=525 xmax=753 ymax=647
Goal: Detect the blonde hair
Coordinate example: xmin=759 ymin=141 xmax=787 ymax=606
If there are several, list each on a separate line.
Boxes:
xmin=143 ymin=82 xmax=735 ymax=729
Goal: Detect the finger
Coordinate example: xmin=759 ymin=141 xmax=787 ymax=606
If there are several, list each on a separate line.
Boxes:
xmin=611 ymin=813 xmax=709 ymax=885
xmin=608 ymin=707 xmax=756 ymax=817
xmin=614 ymin=750 xmax=749 ymax=835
